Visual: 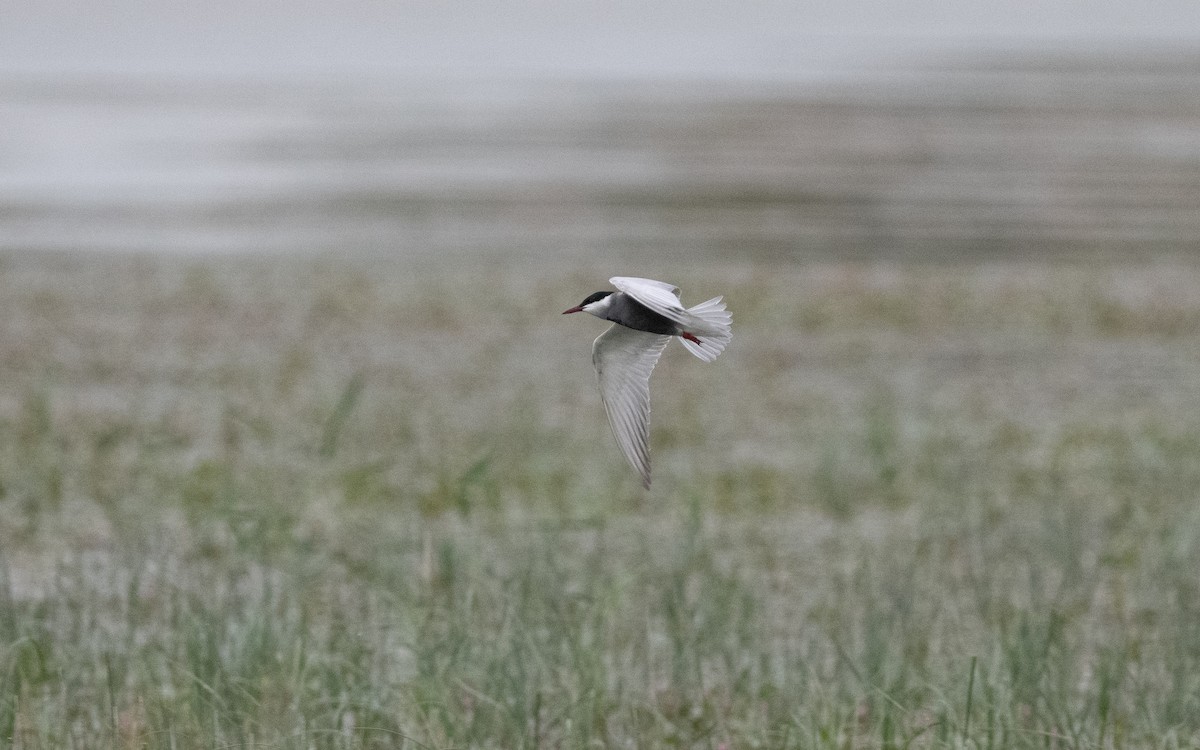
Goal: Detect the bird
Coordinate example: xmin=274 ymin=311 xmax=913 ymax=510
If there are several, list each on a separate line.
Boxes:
xmin=563 ymin=276 xmax=732 ymax=488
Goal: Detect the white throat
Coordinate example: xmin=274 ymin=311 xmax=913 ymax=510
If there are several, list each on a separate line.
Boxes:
xmin=583 ymin=294 xmax=616 ymax=318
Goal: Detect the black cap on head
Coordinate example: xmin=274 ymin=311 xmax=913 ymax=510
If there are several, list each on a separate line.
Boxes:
xmin=580 ymin=291 xmax=613 ymax=306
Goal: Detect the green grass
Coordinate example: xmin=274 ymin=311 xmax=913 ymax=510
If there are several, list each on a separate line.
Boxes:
xmin=1 ymin=253 xmax=1200 ymax=748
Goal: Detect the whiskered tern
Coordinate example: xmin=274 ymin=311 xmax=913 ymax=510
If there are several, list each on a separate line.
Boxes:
xmin=563 ymin=276 xmax=732 ymax=488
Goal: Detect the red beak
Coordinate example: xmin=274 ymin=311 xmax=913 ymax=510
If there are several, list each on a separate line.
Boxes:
xmin=562 ymin=306 xmax=584 ymax=314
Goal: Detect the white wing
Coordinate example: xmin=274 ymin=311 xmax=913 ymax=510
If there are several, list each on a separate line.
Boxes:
xmin=592 ymin=324 xmax=670 ymax=489
xmin=609 ymin=276 xmax=690 ymax=326
xmin=611 ymin=276 xmax=733 ymax=360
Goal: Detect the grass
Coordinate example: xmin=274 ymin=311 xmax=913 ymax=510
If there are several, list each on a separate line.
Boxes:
xmin=1 ymin=252 xmax=1200 ymax=748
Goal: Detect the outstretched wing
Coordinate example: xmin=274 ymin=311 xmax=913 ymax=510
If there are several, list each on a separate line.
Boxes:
xmin=609 ymin=276 xmax=690 ymax=326
xmin=592 ymin=323 xmax=670 ymax=488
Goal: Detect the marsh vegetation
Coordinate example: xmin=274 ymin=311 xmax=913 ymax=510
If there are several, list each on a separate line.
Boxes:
xmin=2 ymin=253 xmax=1199 ymax=747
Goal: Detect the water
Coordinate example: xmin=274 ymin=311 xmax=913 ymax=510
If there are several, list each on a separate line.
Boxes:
xmin=3 ymin=3 xmax=1200 ymax=260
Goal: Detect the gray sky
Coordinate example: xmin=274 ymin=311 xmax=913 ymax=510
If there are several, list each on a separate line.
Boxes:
xmin=3 ymin=0 xmax=1199 ymax=79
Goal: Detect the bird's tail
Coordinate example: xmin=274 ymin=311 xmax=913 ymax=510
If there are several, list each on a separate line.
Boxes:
xmin=679 ymin=296 xmax=732 ymax=362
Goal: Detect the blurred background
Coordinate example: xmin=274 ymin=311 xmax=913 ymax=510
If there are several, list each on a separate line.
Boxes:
xmin=6 ymin=5 xmax=1200 ymax=744
xmin=4 ymin=0 xmax=1200 ymax=261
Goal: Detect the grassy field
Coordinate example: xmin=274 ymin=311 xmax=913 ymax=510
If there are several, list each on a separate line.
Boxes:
xmin=1 ymin=252 xmax=1199 ymax=748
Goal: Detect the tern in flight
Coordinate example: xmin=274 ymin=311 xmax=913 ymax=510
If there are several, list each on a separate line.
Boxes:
xmin=563 ymin=276 xmax=732 ymax=488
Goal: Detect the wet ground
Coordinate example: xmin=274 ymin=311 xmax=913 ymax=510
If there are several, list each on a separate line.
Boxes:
xmin=2 ymin=49 xmax=1199 ymax=263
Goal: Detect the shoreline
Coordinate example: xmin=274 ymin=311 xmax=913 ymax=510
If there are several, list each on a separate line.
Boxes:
xmin=3 ymin=47 xmax=1199 ymax=261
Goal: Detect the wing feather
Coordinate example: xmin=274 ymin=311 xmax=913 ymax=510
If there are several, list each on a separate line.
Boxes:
xmin=609 ymin=276 xmax=691 ymax=326
xmin=592 ymin=324 xmax=670 ymax=488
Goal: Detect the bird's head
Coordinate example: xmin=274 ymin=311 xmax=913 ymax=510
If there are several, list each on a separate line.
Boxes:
xmin=562 ymin=291 xmax=614 ymax=316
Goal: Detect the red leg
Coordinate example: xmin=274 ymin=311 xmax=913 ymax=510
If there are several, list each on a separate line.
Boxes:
xmin=681 ymin=331 xmax=703 ymax=344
